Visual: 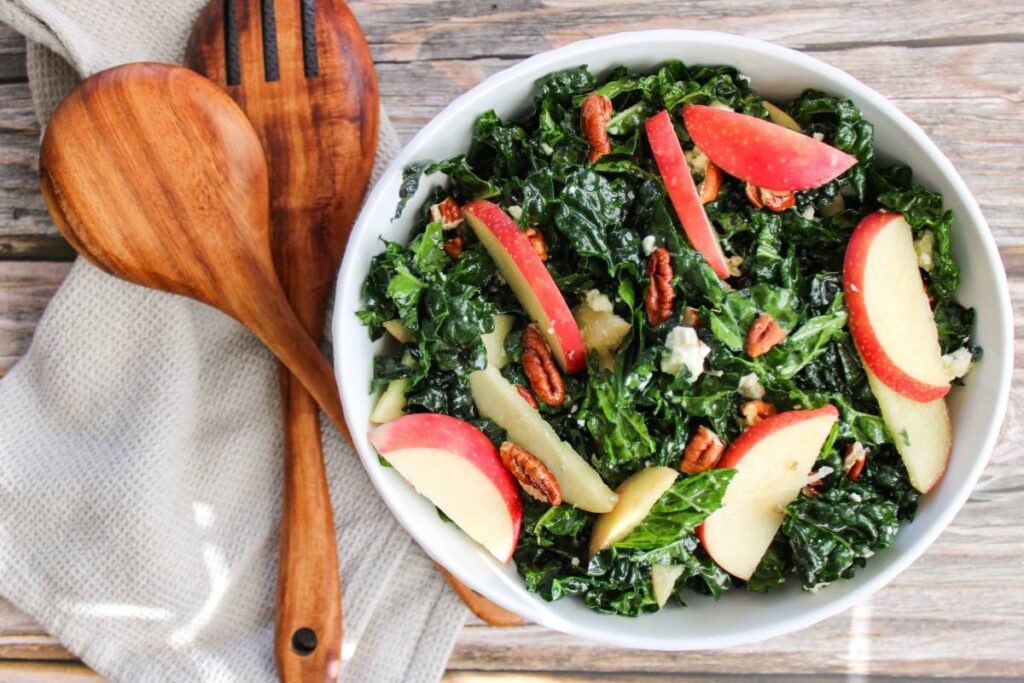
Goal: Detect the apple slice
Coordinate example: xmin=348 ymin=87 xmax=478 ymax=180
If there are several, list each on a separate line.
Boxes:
xmin=589 ymin=466 xmax=678 ymax=557
xmin=369 ymin=378 xmax=409 ymax=424
xmin=383 ymin=318 xmax=415 ymax=344
xmin=369 ymin=413 xmax=522 ymax=562
xmin=463 ymin=200 xmax=586 ymax=373
xmin=482 ymin=314 xmax=516 ymax=369
xmin=865 ymin=366 xmax=952 ymax=493
xmin=682 ymin=104 xmax=857 ymax=191
xmin=699 ymin=405 xmax=839 ymax=580
xmin=645 ymin=110 xmax=731 ymax=279
xmin=761 ymin=101 xmax=802 ymax=132
xmin=844 ymin=212 xmax=950 ymax=402
xmin=469 ymin=365 xmax=617 ymax=512
xmin=652 ymin=564 xmax=685 ymax=608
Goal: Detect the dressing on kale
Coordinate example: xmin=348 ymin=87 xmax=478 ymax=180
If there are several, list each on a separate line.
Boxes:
xmin=358 ymin=61 xmax=976 ymax=616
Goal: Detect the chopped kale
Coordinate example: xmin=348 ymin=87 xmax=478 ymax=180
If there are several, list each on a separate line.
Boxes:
xmin=358 ymin=61 xmax=977 ymax=616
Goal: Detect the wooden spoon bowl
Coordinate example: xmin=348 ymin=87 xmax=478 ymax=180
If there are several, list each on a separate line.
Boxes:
xmin=39 ymin=62 xmax=349 ymax=438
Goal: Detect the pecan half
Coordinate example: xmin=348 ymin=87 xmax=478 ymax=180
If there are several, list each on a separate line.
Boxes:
xmin=645 ymin=247 xmax=675 ymax=326
xmin=524 ymin=226 xmax=548 ymax=262
xmin=443 ymin=234 xmax=464 ymax=260
xmin=844 ymin=442 xmax=867 ymax=482
xmin=698 ymin=161 xmax=723 ymax=205
xmin=430 ymin=197 xmax=464 ymax=229
xmin=740 ymin=400 xmax=777 ymax=428
xmin=745 ymin=183 xmax=796 ymax=212
xmin=803 ymin=466 xmax=834 ymax=497
xmin=500 ymin=442 xmax=563 ymax=505
xmin=680 ymin=426 xmax=725 ymax=475
xmin=803 ymin=477 xmax=824 ymax=497
xmin=682 ymin=306 xmax=702 ymax=328
xmin=581 ymin=92 xmax=613 ymax=163
xmin=522 ymin=325 xmax=565 ymax=406
xmin=746 ymin=313 xmax=786 ymax=357
xmin=515 ymin=384 xmax=539 ymax=409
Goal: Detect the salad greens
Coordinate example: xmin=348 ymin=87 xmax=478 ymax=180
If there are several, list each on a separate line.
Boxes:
xmin=358 ymin=61 xmax=977 ymax=616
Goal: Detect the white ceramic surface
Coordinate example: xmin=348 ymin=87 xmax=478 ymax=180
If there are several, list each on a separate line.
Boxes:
xmin=333 ymin=30 xmax=1012 ymax=650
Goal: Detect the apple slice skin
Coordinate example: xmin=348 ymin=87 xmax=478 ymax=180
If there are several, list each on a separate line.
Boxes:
xmin=698 ymin=405 xmax=839 ymax=580
xmin=844 ymin=211 xmax=951 ymax=402
xmin=682 ymin=104 xmax=857 ymax=191
xmin=463 ymin=200 xmax=586 ymax=374
xmin=645 ymin=110 xmax=731 ymax=279
xmin=369 ymin=413 xmax=523 ymax=562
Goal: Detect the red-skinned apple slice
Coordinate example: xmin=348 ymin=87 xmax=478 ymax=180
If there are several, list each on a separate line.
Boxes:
xmin=463 ymin=200 xmax=586 ymax=373
xmin=682 ymin=104 xmax=857 ymax=191
xmin=699 ymin=405 xmax=839 ymax=580
xmin=645 ymin=110 xmax=731 ymax=279
xmin=844 ymin=211 xmax=950 ymax=402
xmin=369 ymin=413 xmax=523 ymax=562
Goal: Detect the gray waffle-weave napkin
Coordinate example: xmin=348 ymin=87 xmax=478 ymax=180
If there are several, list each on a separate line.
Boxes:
xmin=0 ymin=1 xmax=468 ymax=681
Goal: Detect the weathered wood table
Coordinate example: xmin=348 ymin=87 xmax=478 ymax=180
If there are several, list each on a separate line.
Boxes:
xmin=1 ymin=1 xmax=1022 ymax=680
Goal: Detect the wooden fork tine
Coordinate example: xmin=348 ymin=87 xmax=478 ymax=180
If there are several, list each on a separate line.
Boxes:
xmin=268 ymin=0 xmax=307 ymax=81
xmin=234 ymin=0 xmax=264 ymax=86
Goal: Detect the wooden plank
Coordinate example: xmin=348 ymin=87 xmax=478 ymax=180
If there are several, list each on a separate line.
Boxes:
xmin=0 ymin=661 xmax=103 ymax=681
xmin=445 ymin=676 xmax=1024 ymax=683
xmin=0 ymin=261 xmax=69 ymax=375
xmin=353 ymin=0 xmax=1024 ymax=61
xmin=0 ymin=80 xmax=63 ymax=260
xmin=0 ymin=24 xmax=27 ymax=82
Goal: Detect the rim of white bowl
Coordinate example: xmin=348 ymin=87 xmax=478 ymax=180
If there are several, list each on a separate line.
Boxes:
xmin=334 ymin=29 xmax=1013 ymax=649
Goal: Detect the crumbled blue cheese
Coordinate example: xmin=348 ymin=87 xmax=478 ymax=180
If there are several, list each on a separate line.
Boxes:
xmin=738 ymin=372 xmax=766 ymax=400
xmin=642 ymin=234 xmax=657 ymax=256
xmin=661 ymin=326 xmax=711 ymax=381
xmin=914 ymin=230 xmax=935 ymax=272
xmin=583 ymin=289 xmax=614 ymax=313
xmin=709 ymin=100 xmax=734 ymax=112
xmin=801 ymin=205 xmax=816 ymax=221
xmin=812 ymin=132 xmax=825 ymax=141
xmin=507 ymin=205 xmax=523 ymax=221
xmin=540 ymin=142 xmax=555 ymax=156
xmin=941 ymin=347 xmax=973 ymax=381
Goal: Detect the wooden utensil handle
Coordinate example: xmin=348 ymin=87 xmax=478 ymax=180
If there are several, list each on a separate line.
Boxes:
xmin=239 ymin=286 xmax=350 ymax=443
xmin=435 ymin=565 xmax=523 ymax=626
xmin=275 ymin=367 xmax=343 ymax=683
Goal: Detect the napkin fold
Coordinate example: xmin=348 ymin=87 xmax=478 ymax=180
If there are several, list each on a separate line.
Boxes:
xmin=0 ymin=1 xmax=468 ymax=681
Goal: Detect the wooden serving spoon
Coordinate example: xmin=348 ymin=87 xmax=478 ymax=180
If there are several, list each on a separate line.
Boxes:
xmin=38 ymin=62 xmax=349 ymax=439
xmin=186 ymin=0 xmax=377 ymax=679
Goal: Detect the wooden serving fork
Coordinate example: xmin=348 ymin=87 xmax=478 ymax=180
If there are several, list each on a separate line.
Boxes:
xmin=186 ymin=1 xmax=377 ymax=680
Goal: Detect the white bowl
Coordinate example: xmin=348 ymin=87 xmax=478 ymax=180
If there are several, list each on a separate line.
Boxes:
xmin=333 ymin=30 xmax=1012 ymax=650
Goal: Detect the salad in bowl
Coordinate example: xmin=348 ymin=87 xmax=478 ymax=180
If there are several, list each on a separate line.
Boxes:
xmin=352 ymin=49 xmax=984 ymax=621
xmin=335 ymin=30 xmax=1015 ymax=651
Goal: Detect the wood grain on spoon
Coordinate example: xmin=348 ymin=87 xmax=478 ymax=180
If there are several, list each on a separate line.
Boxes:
xmin=38 ymin=62 xmax=350 ymax=442
xmin=186 ymin=0 xmax=378 ymax=679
